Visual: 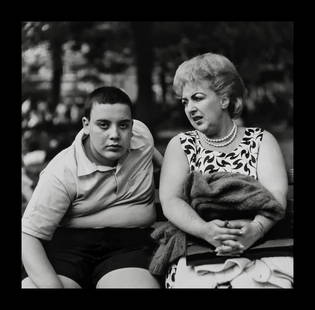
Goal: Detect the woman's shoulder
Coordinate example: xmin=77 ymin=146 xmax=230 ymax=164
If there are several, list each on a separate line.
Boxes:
xmin=166 ymin=130 xmax=197 ymax=153
xmin=243 ymin=126 xmax=264 ymax=134
xmin=177 ymin=130 xmax=198 ymax=142
xmin=259 ymin=129 xmax=280 ymax=146
xmin=242 ymin=127 xmax=281 ymax=153
xmin=178 ymin=129 xmax=198 ymax=137
xmin=243 ymin=127 xmax=264 ymax=141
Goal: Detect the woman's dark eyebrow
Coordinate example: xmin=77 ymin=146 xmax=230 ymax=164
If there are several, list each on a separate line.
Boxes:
xmin=183 ymin=91 xmax=204 ymax=98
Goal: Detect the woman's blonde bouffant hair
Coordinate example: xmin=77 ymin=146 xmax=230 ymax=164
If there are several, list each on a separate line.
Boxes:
xmin=173 ymin=52 xmax=246 ymax=119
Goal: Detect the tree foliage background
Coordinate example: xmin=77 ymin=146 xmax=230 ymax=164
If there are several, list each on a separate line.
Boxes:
xmin=21 ymin=21 xmax=293 ymax=164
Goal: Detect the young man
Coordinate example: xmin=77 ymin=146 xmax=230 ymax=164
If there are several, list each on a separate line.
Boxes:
xmin=22 ymin=86 xmax=161 ymax=288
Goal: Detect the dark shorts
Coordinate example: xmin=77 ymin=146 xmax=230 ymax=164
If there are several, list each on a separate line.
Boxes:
xmin=22 ymin=226 xmax=155 ymax=288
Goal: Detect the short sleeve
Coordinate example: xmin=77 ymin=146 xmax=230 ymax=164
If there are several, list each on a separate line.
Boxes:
xmin=22 ymin=171 xmax=72 ymax=241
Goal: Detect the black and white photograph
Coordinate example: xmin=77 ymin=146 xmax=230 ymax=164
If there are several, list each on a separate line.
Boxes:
xmin=21 ymin=21 xmax=293 ymax=289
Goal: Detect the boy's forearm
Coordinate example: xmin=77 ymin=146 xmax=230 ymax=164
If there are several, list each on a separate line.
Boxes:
xmin=22 ymin=232 xmax=63 ymax=288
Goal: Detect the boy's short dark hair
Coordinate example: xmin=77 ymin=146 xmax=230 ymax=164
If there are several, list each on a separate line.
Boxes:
xmin=84 ymin=86 xmax=133 ymax=119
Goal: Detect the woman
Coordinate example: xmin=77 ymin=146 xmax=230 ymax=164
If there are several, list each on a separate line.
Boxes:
xmin=159 ymin=52 xmax=292 ymax=288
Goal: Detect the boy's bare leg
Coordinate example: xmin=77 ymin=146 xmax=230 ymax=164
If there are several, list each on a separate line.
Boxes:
xmin=96 ymin=267 xmax=160 ymax=288
xmin=21 ymin=275 xmax=81 ymax=289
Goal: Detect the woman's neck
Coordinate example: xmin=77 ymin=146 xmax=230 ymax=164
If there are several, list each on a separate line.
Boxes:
xmin=205 ymin=116 xmax=234 ymax=140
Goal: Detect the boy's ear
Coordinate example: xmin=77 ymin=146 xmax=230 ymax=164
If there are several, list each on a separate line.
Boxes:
xmin=82 ymin=117 xmax=90 ymax=134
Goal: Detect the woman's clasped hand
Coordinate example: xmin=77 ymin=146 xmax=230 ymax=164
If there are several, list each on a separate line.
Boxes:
xmin=209 ymin=219 xmax=264 ymax=256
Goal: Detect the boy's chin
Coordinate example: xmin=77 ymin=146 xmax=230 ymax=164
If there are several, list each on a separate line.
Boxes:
xmin=103 ymin=150 xmax=127 ymax=161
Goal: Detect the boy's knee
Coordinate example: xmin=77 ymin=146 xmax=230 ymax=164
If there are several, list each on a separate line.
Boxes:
xmin=21 ymin=277 xmax=37 ymax=288
xmin=58 ymin=275 xmax=81 ymax=288
xmin=96 ymin=267 xmax=160 ymax=288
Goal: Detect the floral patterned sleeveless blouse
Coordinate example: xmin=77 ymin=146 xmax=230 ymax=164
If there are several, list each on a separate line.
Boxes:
xmin=178 ymin=127 xmax=264 ymax=180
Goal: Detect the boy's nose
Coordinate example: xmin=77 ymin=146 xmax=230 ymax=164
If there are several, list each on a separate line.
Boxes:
xmin=109 ymin=126 xmax=120 ymax=139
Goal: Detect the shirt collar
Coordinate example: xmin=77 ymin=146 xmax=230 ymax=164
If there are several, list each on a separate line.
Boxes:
xmin=74 ymin=128 xmax=145 ymax=177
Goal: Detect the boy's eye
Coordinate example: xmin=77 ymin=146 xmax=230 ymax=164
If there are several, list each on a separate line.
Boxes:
xmin=98 ymin=122 xmax=109 ymax=129
xmin=119 ymin=123 xmax=129 ymax=129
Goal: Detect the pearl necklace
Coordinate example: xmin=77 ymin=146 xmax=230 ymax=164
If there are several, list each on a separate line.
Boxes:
xmin=207 ymin=120 xmax=236 ymax=142
xmin=199 ymin=122 xmax=238 ymax=147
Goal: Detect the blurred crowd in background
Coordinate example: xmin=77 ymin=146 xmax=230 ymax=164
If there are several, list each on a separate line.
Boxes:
xmin=22 ymin=21 xmax=293 ymax=215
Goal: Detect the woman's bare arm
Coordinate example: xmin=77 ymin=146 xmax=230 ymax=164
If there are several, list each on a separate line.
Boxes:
xmin=255 ymin=130 xmax=288 ymax=233
xmin=159 ymin=136 xmax=241 ymax=246
xmin=217 ymin=131 xmax=289 ymax=253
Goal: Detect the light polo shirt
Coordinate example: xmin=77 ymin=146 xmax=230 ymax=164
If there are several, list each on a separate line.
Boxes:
xmin=22 ymin=119 xmax=155 ymax=241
